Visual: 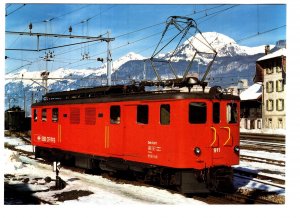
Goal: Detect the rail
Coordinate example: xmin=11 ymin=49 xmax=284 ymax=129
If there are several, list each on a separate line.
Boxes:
xmin=240 ymin=133 xmax=285 ymax=143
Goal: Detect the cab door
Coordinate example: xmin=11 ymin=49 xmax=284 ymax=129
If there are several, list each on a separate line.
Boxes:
xmin=210 ymin=101 xmax=224 ymax=162
xmin=106 ymin=105 xmax=124 ymax=157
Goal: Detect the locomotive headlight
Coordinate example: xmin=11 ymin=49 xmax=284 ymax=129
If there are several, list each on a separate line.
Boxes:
xmin=234 ymin=146 xmax=240 ymax=154
xmin=194 ymin=147 xmax=201 ymax=156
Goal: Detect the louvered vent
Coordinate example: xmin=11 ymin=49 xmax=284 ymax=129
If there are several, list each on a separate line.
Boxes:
xmin=70 ymin=108 xmax=80 ymax=124
xmin=85 ymin=108 xmax=96 ymax=125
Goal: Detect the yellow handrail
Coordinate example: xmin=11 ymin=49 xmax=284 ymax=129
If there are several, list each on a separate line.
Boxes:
xmin=221 ymin=127 xmax=231 ymax=146
xmin=210 ymin=127 xmax=217 ymax=147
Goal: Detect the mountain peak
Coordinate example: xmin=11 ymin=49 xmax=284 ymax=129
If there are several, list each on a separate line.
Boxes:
xmin=184 ymin=32 xmax=236 ymax=48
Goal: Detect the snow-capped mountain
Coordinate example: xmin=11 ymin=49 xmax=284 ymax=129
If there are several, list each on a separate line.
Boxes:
xmin=6 ymin=52 xmax=146 ymax=87
xmin=162 ymin=32 xmax=274 ymax=62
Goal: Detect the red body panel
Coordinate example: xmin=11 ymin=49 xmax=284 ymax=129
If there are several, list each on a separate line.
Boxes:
xmin=31 ymin=97 xmax=240 ymax=170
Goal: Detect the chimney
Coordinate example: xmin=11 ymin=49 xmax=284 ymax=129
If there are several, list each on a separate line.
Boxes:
xmin=265 ymin=45 xmax=270 ymax=55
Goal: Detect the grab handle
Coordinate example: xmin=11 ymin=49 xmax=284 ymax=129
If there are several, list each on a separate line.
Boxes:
xmin=210 ymin=127 xmax=217 ymax=147
xmin=221 ymin=127 xmax=231 ymax=146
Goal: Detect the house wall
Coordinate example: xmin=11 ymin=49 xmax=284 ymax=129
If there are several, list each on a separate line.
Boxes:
xmin=261 ymin=57 xmax=286 ymax=129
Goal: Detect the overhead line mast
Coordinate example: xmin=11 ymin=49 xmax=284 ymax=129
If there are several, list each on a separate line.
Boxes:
xmin=6 ymin=29 xmax=115 ymax=87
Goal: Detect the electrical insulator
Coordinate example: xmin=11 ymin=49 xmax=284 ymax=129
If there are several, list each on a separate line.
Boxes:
xmin=97 ymin=57 xmax=104 ymax=62
xmin=29 ymin=22 xmax=32 ymax=33
xmin=69 ymin=26 xmax=72 ymax=34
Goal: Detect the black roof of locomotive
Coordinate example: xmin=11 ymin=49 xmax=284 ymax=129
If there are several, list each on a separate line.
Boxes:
xmin=32 ymin=84 xmax=240 ymax=107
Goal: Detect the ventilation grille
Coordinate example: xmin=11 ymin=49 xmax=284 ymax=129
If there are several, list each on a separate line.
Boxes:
xmin=85 ymin=108 xmax=96 ymax=125
xmin=70 ymin=108 xmax=80 ymax=124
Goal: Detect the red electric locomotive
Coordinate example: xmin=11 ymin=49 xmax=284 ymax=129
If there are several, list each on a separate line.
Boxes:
xmin=31 ymin=16 xmax=240 ymax=193
xmin=31 ymin=83 xmax=240 ymax=193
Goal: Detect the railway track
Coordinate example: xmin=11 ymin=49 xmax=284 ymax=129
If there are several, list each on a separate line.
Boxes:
xmin=240 ymin=140 xmax=285 ymax=154
xmin=233 ymin=168 xmax=285 ymax=187
xmin=240 ymin=154 xmax=285 ymax=167
xmin=240 ymin=132 xmax=285 ymax=143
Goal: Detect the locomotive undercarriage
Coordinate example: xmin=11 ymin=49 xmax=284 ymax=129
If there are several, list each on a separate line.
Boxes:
xmin=35 ymin=147 xmax=234 ymax=193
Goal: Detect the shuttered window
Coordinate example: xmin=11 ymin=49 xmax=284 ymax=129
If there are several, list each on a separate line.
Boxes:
xmin=70 ymin=108 xmax=80 ymax=124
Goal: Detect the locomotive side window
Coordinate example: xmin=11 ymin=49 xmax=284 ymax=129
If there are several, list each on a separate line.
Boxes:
xmin=70 ymin=108 xmax=80 ymax=124
xmin=85 ymin=108 xmax=96 ymax=125
xmin=42 ymin=109 xmax=47 ymax=122
xmin=227 ymin=103 xmax=237 ymax=123
xmin=137 ymin=105 xmax=148 ymax=124
xmin=110 ymin=106 xmax=121 ymax=124
xmin=189 ymin=102 xmax=207 ymax=124
xmin=52 ymin=108 xmax=59 ymax=122
xmin=213 ymin=102 xmax=220 ymax=123
xmin=33 ymin=109 xmax=38 ymax=121
xmin=160 ymin=104 xmax=170 ymax=125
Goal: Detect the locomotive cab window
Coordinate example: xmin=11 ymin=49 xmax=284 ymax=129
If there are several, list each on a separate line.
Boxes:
xmin=110 ymin=106 xmax=121 ymax=124
xmin=137 ymin=105 xmax=148 ymax=124
xmin=227 ymin=103 xmax=237 ymax=124
xmin=42 ymin=109 xmax=47 ymax=122
xmin=52 ymin=108 xmax=59 ymax=122
xmin=160 ymin=104 xmax=170 ymax=125
xmin=189 ymin=102 xmax=207 ymax=124
xmin=213 ymin=102 xmax=220 ymax=124
xmin=33 ymin=109 xmax=38 ymax=121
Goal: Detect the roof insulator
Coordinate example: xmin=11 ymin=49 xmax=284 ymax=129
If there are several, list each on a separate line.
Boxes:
xmin=69 ymin=26 xmax=72 ymax=35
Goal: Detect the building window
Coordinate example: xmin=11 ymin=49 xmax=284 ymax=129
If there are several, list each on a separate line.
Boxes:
xmin=268 ymin=118 xmax=273 ymax=128
xmin=52 ymin=108 xmax=59 ymax=122
xmin=110 ymin=106 xmax=121 ymax=124
xmin=266 ymin=81 xmax=274 ymax=93
xmin=266 ymin=99 xmax=274 ymax=111
xmin=42 ymin=109 xmax=47 ymax=121
xmin=137 ymin=105 xmax=148 ymax=124
xmin=266 ymin=63 xmax=273 ymax=74
xmin=34 ymin=109 xmax=38 ymax=121
xmin=257 ymin=120 xmax=262 ymax=129
xmin=276 ymin=99 xmax=284 ymax=111
xmin=189 ymin=102 xmax=207 ymax=124
xmin=276 ymin=79 xmax=284 ymax=92
xmin=213 ymin=102 xmax=220 ymax=123
xmin=160 ymin=104 xmax=170 ymax=125
xmin=276 ymin=59 xmax=282 ymax=73
xmin=278 ymin=118 xmax=283 ymax=128
xmin=226 ymin=103 xmax=237 ymax=123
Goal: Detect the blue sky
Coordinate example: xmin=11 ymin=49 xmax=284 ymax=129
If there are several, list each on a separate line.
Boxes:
xmin=5 ymin=3 xmax=286 ymax=73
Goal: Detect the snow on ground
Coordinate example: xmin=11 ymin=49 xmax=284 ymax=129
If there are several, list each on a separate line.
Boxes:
xmin=4 ymin=136 xmax=34 ymax=152
xmin=3 ymin=136 xmax=285 ymax=205
xmin=3 ymin=137 xmax=206 ymax=205
xmin=241 ymin=148 xmax=285 ymax=162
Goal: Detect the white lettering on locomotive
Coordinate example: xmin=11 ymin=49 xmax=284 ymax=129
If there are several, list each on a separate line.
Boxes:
xmin=35 ymin=134 xmax=56 ymax=143
xmin=213 ymin=147 xmax=221 ymax=153
xmin=147 ymin=142 xmax=161 ymax=159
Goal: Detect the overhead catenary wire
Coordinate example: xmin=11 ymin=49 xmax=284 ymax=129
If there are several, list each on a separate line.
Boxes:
xmin=6 ymin=4 xmax=228 ymax=68
xmin=6 ymin=4 xmax=26 ymax=17
xmin=49 ymin=4 xmax=223 ymax=57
